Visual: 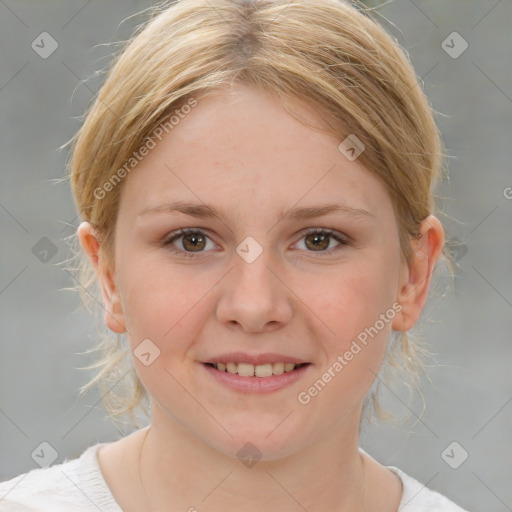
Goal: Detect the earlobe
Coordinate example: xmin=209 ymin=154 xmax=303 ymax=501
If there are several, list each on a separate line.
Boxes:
xmin=77 ymin=222 xmax=127 ymax=334
xmin=391 ymin=215 xmax=445 ymax=332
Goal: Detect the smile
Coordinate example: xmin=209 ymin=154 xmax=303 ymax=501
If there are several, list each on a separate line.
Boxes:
xmin=205 ymin=362 xmax=307 ymax=377
xmin=202 ymin=361 xmax=312 ymax=393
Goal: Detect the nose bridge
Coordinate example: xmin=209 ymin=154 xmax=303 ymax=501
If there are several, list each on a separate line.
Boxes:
xmin=232 ymin=235 xmax=279 ymax=299
xmin=215 ymin=235 xmax=293 ymax=331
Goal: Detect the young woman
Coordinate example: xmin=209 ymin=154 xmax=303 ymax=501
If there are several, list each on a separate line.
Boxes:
xmin=0 ymin=0 xmax=469 ymax=510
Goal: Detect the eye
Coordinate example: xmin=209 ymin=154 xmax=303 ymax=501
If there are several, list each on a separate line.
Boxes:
xmin=163 ymin=228 xmax=217 ymax=258
xmin=163 ymin=227 xmax=348 ymax=258
xmin=293 ymin=228 xmax=348 ymax=256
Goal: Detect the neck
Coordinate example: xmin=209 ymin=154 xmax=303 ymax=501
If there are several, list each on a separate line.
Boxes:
xmin=138 ymin=403 xmax=368 ymax=512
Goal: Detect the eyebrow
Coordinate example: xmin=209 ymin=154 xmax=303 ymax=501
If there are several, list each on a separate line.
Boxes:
xmin=138 ymin=200 xmax=374 ymax=221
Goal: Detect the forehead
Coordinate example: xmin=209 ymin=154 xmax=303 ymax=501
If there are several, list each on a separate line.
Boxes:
xmin=118 ymin=84 xmax=393 ymax=221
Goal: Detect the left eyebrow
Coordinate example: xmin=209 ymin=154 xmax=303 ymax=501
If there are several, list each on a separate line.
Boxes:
xmin=137 ymin=200 xmax=375 ymax=221
xmin=285 ymin=203 xmax=375 ymax=221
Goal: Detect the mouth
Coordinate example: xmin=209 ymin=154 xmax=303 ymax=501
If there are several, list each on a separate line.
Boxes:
xmin=201 ymin=357 xmax=312 ymax=393
xmin=204 ymin=361 xmax=310 ymax=377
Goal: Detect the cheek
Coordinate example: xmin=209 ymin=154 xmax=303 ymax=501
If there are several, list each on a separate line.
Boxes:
xmin=118 ymin=264 xmax=211 ymax=409
xmin=306 ymin=260 xmax=397 ymax=393
xmin=313 ymin=261 xmax=396 ymax=338
xmin=117 ymin=259 xmax=218 ymax=392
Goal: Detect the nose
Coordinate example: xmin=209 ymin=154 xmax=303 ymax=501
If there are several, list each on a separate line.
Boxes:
xmin=215 ymin=249 xmax=294 ymax=333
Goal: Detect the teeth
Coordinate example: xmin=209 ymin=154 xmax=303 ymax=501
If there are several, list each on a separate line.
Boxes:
xmin=237 ymin=363 xmax=255 ymax=377
xmin=255 ymin=364 xmax=273 ymax=377
xmin=272 ymin=362 xmax=284 ymax=375
xmin=284 ymin=362 xmax=295 ymax=372
xmin=211 ymin=362 xmax=301 ymax=376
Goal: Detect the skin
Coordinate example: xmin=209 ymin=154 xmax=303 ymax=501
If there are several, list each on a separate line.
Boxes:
xmin=78 ymin=83 xmax=444 ymax=511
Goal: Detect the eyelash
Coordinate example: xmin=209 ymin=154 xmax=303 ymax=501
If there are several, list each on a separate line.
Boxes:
xmin=162 ymin=227 xmax=349 ymax=259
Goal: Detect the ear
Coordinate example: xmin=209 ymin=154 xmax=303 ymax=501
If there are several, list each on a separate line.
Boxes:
xmin=392 ymin=215 xmax=445 ymax=331
xmin=77 ymin=222 xmax=127 ymax=334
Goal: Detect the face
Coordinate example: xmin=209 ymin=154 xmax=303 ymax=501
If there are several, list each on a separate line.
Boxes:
xmin=80 ymin=84 xmax=442 ymax=460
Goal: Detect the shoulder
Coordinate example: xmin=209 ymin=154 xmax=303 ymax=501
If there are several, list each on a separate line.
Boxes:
xmin=0 ymin=443 xmax=122 ymax=512
xmin=387 ymin=465 xmax=471 ymax=512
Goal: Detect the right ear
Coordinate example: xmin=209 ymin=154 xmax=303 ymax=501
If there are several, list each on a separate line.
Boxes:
xmin=77 ymin=222 xmax=127 ymax=334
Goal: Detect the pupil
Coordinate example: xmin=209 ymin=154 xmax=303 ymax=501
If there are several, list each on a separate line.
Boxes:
xmin=184 ymin=233 xmax=204 ymax=251
xmin=307 ymin=233 xmax=328 ymax=251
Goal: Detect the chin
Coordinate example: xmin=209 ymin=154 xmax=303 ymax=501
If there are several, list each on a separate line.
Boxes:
xmin=202 ymin=423 xmax=313 ymax=464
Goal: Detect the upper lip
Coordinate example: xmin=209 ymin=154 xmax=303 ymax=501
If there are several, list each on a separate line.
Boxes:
xmin=203 ymin=352 xmax=309 ymax=365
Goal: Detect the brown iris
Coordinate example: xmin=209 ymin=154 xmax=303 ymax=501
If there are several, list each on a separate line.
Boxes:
xmin=182 ymin=232 xmax=206 ymax=252
xmin=304 ymin=232 xmax=330 ymax=251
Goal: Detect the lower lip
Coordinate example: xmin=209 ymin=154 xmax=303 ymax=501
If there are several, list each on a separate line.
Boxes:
xmin=202 ymin=363 xmax=311 ymax=393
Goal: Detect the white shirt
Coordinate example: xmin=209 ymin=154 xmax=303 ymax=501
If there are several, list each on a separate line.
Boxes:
xmin=0 ymin=442 xmax=469 ymax=511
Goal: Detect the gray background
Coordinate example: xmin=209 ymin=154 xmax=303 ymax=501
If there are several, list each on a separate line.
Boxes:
xmin=1 ymin=1 xmax=511 ymax=511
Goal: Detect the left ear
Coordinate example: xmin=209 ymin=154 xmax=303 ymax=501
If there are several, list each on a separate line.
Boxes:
xmin=392 ymin=215 xmax=445 ymax=331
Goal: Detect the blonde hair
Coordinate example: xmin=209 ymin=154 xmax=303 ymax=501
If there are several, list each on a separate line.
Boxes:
xmin=66 ymin=0 xmax=446 ymax=428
